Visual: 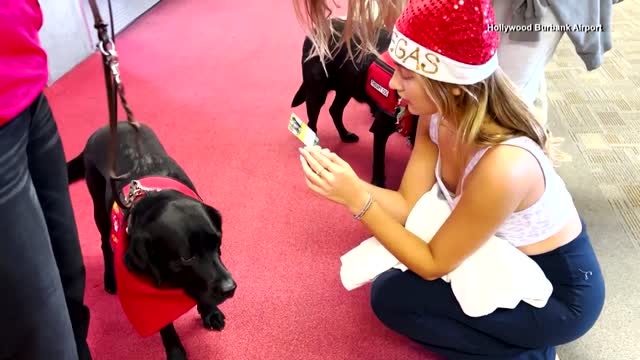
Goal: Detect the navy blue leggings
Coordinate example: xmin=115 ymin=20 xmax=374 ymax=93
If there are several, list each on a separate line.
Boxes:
xmin=370 ymin=221 xmax=605 ymax=360
xmin=0 ymin=94 xmax=91 ymax=360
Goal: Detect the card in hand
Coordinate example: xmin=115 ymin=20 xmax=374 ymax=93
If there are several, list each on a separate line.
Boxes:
xmin=289 ymin=113 xmax=320 ymax=147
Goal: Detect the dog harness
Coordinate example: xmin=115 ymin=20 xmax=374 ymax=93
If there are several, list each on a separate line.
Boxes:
xmin=366 ymin=51 xmax=414 ymax=139
xmin=366 ymin=51 xmax=398 ymax=117
xmin=110 ymin=176 xmax=201 ymax=337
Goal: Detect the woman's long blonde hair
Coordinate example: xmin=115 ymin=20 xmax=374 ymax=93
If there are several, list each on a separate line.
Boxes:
xmin=292 ymin=0 xmax=405 ymax=65
xmin=419 ymin=68 xmax=568 ymax=165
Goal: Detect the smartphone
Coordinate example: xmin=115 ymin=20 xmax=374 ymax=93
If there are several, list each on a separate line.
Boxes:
xmin=288 ymin=113 xmax=320 ymax=147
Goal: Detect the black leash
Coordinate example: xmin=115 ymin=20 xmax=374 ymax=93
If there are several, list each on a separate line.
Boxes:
xmin=107 ymin=0 xmax=115 ymax=42
xmin=86 ymin=0 xmax=141 ymax=210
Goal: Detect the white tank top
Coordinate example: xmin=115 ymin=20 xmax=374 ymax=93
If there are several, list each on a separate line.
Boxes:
xmin=428 ymin=115 xmax=576 ymax=246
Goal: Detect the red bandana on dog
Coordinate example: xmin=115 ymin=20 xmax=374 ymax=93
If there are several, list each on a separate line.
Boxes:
xmin=110 ymin=177 xmax=200 ymax=337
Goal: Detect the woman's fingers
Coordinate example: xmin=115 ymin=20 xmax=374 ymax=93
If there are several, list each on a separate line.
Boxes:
xmin=310 ymin=146 xmax=350 ymax=168
xmin=300 ymin=155 xmax=331 ymax=189
xmin=325 ymin=151 xmax=350 ymax=168
xmin=300 ymin=148 xmax=338 ymax=181
xmin=304 ymin=175 xmax=327 ymax=196
xmin=300 ymin=148 xmax=325 ymax=174
xmin=305 ymin=147 xmax=341 ymax=172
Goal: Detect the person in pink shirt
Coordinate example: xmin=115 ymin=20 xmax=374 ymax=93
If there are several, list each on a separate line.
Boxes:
xmin=0 ymin=1 xmax=91 ymax=359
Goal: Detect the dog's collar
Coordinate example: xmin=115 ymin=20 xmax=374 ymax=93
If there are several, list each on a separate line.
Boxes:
xmin=126 ymin=179 xmax=153 ymax=205
xmin=120 ymin=178 xmax=202 ymax=234
xmin=121 ymin=179 xmax=157 ymax=234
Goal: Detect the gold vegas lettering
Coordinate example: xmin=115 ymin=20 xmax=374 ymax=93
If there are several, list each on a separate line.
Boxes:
xmin=392 ymin=36 xmax=439 ymax=74
xmin=388 ymin=35 xmax=396 ymax=52
xmin=388 ymin=32 xmax=399 ymax=55
xmin=422 ymin=53 xmax=439 ymax=74
xmin=392 ymin=38 xmax=407 ymax=59
xmin=405 ymin=47 xmax=421 ymax=71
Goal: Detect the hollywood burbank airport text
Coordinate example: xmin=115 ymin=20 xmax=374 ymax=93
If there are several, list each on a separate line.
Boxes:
xmin=488 ymin=23 xmax=603 ymax=33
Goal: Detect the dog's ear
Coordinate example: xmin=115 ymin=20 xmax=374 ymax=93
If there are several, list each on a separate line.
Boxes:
xmin=205 ymin=205 xmax=222 ymax=234
xmin=124 ymin=229 xmax=164 ymax=286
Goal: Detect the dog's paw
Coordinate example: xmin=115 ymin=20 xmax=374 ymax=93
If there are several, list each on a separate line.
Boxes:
xmin=166 ymin=346 xmax=187 ymax=360
xmin=104 ymin=273 xmax=117 ymax=295
xmin=201 ymin=308 xmax=226 ymax=331
xmin=340 ymin=132 xmax=359 ymax=143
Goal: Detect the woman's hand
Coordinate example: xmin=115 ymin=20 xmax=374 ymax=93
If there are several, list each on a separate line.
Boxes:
xmin=299 ymin=146 xmax=370 ymax=214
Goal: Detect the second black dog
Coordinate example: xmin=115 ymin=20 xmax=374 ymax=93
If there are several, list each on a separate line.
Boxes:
xmin=67 ymin=122 xmax=236 ymax=360
xmin=291 ymin=18 xmax=417 ymax=188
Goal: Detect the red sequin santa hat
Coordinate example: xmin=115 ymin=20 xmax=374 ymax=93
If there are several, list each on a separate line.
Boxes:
xmin=388 ymin=0 xmax=499 ymax=85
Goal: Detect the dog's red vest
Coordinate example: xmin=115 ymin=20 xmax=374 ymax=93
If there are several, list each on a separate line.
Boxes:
xmin=366 ymin=51 xmax=398 ymax=117
xmin=366 ymin=51 xmax=414 ymax=139
xmin=110 ymin=177 xmax=199 ymax=337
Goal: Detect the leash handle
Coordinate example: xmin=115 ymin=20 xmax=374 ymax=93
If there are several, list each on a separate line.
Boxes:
xmin=87 ymin=0 xmax=141 ymax=210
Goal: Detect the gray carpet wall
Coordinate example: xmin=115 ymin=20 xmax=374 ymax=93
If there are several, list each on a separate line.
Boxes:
xmin=38 ymin=0 xmax=160 ymax=85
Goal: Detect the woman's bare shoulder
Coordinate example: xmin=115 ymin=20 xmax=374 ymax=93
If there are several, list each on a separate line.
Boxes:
xmin=465 ymin=143 xmax=541 ymax=195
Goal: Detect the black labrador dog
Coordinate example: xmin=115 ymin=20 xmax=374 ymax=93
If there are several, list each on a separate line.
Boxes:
xmin=291 ymin=18 xmax=417 ymax=188
xmin=67 ymin=122 xmax=236 ymax=360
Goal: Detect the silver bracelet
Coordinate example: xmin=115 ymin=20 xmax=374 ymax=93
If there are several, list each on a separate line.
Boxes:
xmin=353 ymin=193 xmax=373 ymax=220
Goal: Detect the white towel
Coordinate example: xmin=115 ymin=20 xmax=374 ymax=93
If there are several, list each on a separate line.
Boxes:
xmin=339 ymin=184 xmax=553 ymax=317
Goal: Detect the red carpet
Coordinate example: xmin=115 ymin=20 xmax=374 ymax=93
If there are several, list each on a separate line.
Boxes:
xmin=45 ymin=0 xmax=440 ymax=359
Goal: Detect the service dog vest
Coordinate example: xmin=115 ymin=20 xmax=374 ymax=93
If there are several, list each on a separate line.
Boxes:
xmin=366 ymin=51 xmax=414 ymax=141
xmin=110 ymin=176 xmax=200 ymax=337
xmin=366 ymin=51 xmax=398 ymax=117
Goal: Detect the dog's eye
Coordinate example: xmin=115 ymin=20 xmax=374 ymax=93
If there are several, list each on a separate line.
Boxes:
xmin=180 ymin=256 xmax=196 ymax=264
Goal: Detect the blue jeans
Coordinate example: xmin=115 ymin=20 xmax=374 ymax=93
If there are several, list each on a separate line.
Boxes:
xmin=370 ymin=220 xmax=605 ymax=360
xmin=0 ymin=94 xmax=91 ymax=360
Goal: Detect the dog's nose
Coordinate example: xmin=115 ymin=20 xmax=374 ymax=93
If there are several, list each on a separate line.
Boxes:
xmin=219 ymin=278 xmax=236 ymax=298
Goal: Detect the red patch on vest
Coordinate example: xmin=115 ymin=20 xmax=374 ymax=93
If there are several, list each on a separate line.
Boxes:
xmin=110 ymin=177 xmax=201 ymax=337
xmin=366 ymin=51 xmax=399 ymax=116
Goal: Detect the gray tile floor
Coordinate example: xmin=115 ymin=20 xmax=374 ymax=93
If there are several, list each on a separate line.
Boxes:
xmin=547 ymin=2 xmax=640 ymax=358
